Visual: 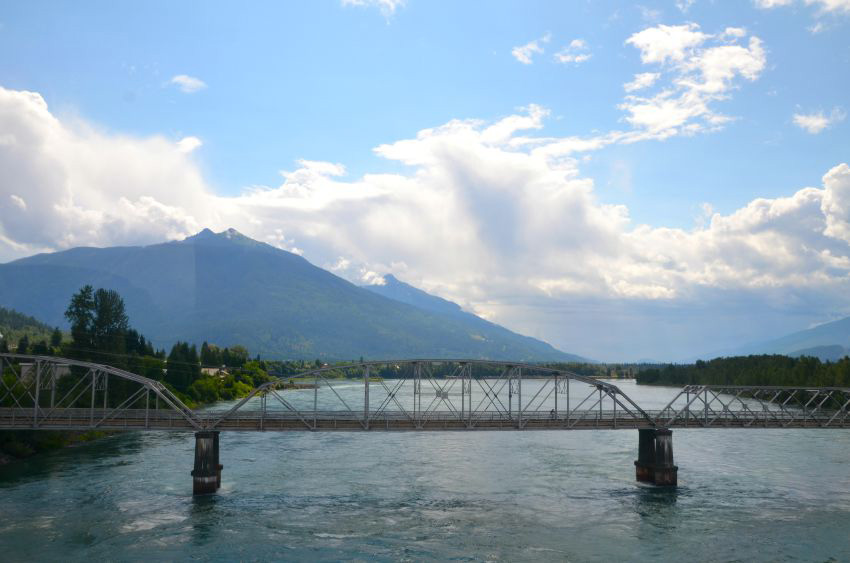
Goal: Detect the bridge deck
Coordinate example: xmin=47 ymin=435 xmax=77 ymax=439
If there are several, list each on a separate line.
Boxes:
xmin=1 ymin=408 xmax=845 ymax=431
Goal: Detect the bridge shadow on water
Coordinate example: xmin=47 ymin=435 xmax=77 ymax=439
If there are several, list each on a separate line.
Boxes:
xmin=627 ymin=483 xmax=682 ymax=533
xmin=189 ymin=494 xmax=222 ymax=545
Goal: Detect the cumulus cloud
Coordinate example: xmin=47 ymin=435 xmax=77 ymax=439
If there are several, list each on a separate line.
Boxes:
xmin=553 ymin=39 xmax=591 ymax=65
xmin=3 ymin=85 xmax=850 ymax=358
xmin=170 ymin=74 xmax=207 ymax=94
xmin=512 ymin=33 xmax=551 ymax=64
xmin=0 ymin=86 xmax=215 ymax=256
xmin=620 ymin=23 xmax=765 ymax=138
xmin=177 ymin=136 xmax=203 ymax=153
xmin=792 ymin=107 xmax=846 ymax=134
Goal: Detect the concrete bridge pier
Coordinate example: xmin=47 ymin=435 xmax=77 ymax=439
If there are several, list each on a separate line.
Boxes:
xmin=634 ymin=428 xmax=678 ymax=486
xmin=191 ymin=431 xmax=222 ymax=495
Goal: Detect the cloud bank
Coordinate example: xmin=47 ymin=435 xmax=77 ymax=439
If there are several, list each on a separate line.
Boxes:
xmin=3 ymin=85 xmax=850 ymax=323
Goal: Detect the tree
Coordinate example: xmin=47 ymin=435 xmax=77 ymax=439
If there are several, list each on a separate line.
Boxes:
xmin=92 ymin=288 xmax=129 ymax=356
xmin=16 ymin=334 xmax=29 ymax=354
xmin=166 ymin=341 xmax=201 ymax=392
xmin=221 ymin=345 xmax=248 ymax=368
xmin=50 ymin=327 xmax=62 ymax=348
xmin=65 ymin=285 xmax=95 ymax=353
xmin=0 ymin=338 xmax=8 ymax=353
xmin=201 ymin=342 xmax=221 ymax=366
xmin=64 ymin=286 xmax=131 ymax=364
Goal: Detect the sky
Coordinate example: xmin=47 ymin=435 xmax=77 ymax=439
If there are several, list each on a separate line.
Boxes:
xmin=0 ymin=0 xmax=849 ymax=361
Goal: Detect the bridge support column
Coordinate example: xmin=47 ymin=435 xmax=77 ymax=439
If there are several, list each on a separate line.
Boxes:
xmin=191 ymin=431 xmax=222 ymax=495
xmin=634 ymin=428 xmax=656 ymax=483
xmin=634 ymin=428 xmax=677 ymax=486
xmin=652 ymin=429 xmax=677 ymax=486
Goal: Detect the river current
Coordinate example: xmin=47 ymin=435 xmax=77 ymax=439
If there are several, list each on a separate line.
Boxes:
xmin=1 ymin=380 xmax=849 ymax=561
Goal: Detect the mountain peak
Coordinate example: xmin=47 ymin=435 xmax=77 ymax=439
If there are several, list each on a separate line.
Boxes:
xmin=182 ymin=228 xmax=260 ymax=246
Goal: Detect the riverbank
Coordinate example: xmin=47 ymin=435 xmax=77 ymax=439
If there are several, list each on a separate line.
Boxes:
xmin=0 ymin=429 xmax=112 ymax=465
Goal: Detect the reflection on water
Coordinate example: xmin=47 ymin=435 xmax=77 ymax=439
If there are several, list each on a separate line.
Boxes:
xmin=0 ymin=380 xmax=848 ymax=561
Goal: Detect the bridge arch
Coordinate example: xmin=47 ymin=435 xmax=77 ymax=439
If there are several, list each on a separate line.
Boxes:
xmin=209 ymin=358 xmax=656 ymax=430
xmin=0 ymin=353 xmax=201 ymax=430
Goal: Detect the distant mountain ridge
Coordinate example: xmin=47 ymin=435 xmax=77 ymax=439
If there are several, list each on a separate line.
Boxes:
xmin=706 ymin=316 xmax=850 ymax=362
xmin=0 ymin=229 xmax=585 ymax=362
xmin=364 ymin=274 xmax=588 ymax=362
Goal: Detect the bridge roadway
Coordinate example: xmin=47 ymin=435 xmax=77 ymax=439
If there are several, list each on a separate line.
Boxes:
xmin=0 ymin=407 xmax=843 ymax=431
xmin=2 ymin=354 xmax=848 ymax=493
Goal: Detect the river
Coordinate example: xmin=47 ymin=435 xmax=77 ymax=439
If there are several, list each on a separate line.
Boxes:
xmin=1 ymin=380 xmax=849 ymax=561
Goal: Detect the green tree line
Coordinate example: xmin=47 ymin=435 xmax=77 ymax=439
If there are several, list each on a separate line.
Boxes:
xmin=2 ymin=286 xmax=277 ymax=409
xmin=636 ymin=355 xmax=850 ymax=387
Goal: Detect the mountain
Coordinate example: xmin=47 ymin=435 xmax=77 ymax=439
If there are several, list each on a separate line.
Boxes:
xmin=0 ymin=306 xmax=55 ymax=346
xmin=788 ymin=345 xmax=848 ymax=363
xmin=364 ymin=274 xmax=588 ymax=362
xmin=0 ymin=228 xmax=584 ymax=362
xmin=707 ymin=316 xmax=850 ymax=362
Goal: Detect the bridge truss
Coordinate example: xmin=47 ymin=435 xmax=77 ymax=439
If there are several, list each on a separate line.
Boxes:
xmin=654 ymin=384 xmax=850 ymax=428
xmin=4 ymin=355 xmax=849 ymax=492
xmin=0 ymin=354 xmax=201 ymax=431
xmin=2 ymin=355 xmax=849 ymax=432
xmin=0 ymin=355 xmax=655 ymax=431
xmin=207 ymin=359 xmax=655 ymax=431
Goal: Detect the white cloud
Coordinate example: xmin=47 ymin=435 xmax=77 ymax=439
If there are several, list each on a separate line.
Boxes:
xmin=754 ymin=0 xmax=793 ymax=7
xmin=170 ymin=74 xmax=207 ymax=94
xmin=0 ymin=86 xmax=214 ymax=256
xmin=624 ymin=72 xmax=661 ymax=92
xmin=755 ymin=0 xmax=850 ymax=32
xmin=511 ymin=33 xmax=551 ymax=65
xmin=756 ymin=0 xmax=850 ymax=12
xmin=553 ymin=39 xmax=592 ymax=65
xmin=341 ymin=0 xmax=405 ymax=17
xmin=676 ymin=0 xmax=697 ymax=12
xmin=638 ymin=5 xmax=663 ymax=22
xmin=9 ymin=194 xmax=26 ymax=210
xmin=3 ymin=86 xmax=850 ymax=359
xmin=177 ymin=136 xmax=203 ymax=153
xmin=620 ymin=24 xmax=766 ymax=138
xmin=792 ymin=107 xmax=846 ymax=133
xmin=626 ymin=23 xmax=709 ymax=65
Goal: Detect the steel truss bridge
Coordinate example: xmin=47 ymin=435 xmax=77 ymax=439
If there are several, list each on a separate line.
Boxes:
xmin=2 ymin=354 xmax=849 ymax=492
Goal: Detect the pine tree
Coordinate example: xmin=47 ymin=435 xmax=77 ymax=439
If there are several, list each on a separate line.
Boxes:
xmin=50 ymin=327 xmax=62 ymax=348
xmin=65 ymin=285 xmax=95 ymax=354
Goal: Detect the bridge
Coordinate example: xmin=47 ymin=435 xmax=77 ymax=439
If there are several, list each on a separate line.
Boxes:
xmin=2 ymin=354 xmax=848 ymax=493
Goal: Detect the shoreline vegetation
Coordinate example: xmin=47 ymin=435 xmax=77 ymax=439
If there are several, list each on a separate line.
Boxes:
xmin=636 ymin=354 xmax=850 ymax=387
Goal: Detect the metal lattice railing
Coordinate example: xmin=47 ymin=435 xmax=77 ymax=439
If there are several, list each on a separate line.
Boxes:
xmin=653 ymin=385 xmax=850 ymax=428
xmin=0 ymin=354 xmax=201 ymax=430
xmin=3 ymin=355 xmax=849 ymax=432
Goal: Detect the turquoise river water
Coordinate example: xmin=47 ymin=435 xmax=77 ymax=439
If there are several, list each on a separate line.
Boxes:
xmin=1 ymin=380 xmax=849 ymax=561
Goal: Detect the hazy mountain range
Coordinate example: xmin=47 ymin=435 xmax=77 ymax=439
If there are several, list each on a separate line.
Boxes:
xmin=715 ymin=316 xmax=850 ymax=362
xmin=0 ymin=229 xmax=585 ymax=362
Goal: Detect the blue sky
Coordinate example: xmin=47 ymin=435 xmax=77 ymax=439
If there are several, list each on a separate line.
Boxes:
xmin=1 ymin=0 xmax=849 ymax=360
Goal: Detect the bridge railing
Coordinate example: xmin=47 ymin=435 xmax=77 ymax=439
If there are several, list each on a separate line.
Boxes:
xmin=653 ymin=385 xmax=850 ymax=428
xmin=207 ymin=359 xmax=656 ymax=431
